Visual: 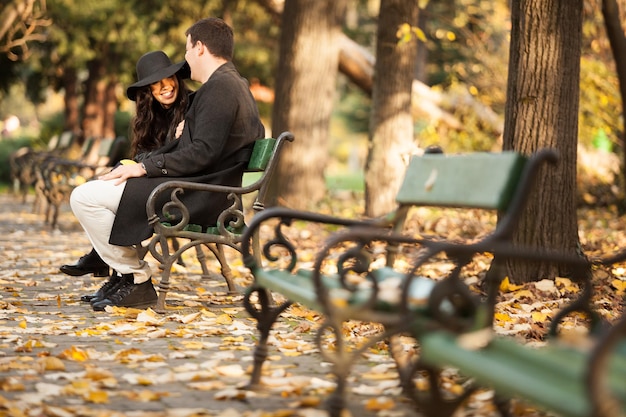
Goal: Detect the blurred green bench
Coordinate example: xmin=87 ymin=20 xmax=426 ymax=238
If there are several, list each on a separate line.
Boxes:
xmin=238 ymin=148 xmax=625 ymax=417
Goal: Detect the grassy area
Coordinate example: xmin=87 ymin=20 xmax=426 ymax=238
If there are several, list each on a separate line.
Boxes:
xmin=326 ymin=171 xmax=364 ymax=192
xmin=244 ymin=171 xmax=365 ymax=193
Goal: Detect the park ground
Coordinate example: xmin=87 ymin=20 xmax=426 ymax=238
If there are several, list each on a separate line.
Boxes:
xmin=0 ymin=191 xmax=624 ymax=417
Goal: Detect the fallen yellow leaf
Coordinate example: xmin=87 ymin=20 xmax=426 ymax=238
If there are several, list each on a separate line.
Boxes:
xmin=39 ymin=356 xmax=65 ymax=371
xmin=499 ymin=277 xmax=523 ymax=292
xmin=59 ymin=346 xmax=89 ymax=361
xmin=215 ymin=314 xmax=233 ymax=325
xmin=531 ymin=311 xmax=549 ymax=322
xmin=136 ymin=376 xmax=153 ymax=386
xmin=612 ymin=279 xmax=626 ymax=294
xmin=85 ymin=390 xmax=109 ymax=403
xmin=494 ymin=312 xmax=512 ymax=322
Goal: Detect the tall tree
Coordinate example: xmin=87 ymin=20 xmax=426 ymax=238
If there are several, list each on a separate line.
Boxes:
xmin=601 ymin=0 xmax=626 ymax=204
xmin=503 ymin=0 xmax=583 ymax=282
xmin=269 ymin=0 xmax=348 ymax=209
xmin=364 ymin=0 xmax=419 ymax=217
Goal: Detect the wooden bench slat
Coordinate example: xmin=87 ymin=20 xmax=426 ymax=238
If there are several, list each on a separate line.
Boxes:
xmin=420 ymin=331 xmax=626 ymax=417
xmin=255 ymin=267 xmax=438 ymax=314
xmin=254 ymin=269 xmax=323 ymax=311
xmin=247 ymin=138 xmax=276 ymax=172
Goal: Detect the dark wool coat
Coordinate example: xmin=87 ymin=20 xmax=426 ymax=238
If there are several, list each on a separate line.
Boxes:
xmin=109 ymin=62 xmax=265 ymax=246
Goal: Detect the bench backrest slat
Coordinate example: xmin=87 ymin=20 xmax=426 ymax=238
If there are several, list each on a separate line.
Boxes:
xmin=396 ymin=151 xmax=527 ymax=212
xmin=97 ymin=138 xmax=115 ymax=157
xmin=247 ymin=138 xmax=277 ymax=172
xmin=57 ymin=131 xmax=75 ymax=150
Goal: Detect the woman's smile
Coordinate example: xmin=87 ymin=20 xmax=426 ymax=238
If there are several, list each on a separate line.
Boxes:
xmin=150 ymin=76 xmax=179 ymax=108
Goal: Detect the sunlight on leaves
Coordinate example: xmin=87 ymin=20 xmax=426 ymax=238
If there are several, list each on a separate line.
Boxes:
xmin=612 ymin=279 xmax=626 ymax=295
xmin=364 ymin=396 xmax=395 ymax=411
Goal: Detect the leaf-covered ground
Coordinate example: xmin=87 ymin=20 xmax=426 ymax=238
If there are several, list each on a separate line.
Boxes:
xmin=0 ymin=192 xmax=623 ymax=417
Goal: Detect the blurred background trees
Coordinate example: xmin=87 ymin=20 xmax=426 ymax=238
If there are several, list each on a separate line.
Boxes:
xmin=0 ymin=0 xmax=624 ymax=210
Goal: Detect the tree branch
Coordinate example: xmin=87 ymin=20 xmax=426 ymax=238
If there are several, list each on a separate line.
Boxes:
xmin=0 ymin=0 xmax=51 ymax=61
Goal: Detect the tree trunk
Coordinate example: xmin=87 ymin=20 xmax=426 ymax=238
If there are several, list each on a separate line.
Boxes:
xmin=601 ymin=0 xmax=626 ymax=206
xmin=502 ymin=0 xmax=583 ymax=282
xmin=62 ymin=67 xmax=80 ymax=134
xmin=364 ymin=0 xmax=419 ymax=217
xmin=103 ymin=78 xmax=118 ymax=139
xmin=82 ymin=58 xmax=106 ymax=140
xmin=269 ymin=0 xmax=347 ymax=209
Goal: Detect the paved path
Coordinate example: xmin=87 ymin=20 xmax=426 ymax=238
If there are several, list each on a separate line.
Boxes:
xmin=0 ymin=192 xmax=431 ymax=417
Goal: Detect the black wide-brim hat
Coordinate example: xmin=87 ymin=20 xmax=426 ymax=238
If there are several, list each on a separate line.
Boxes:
xmin=126 ymin=51 xmax=190 ymax=101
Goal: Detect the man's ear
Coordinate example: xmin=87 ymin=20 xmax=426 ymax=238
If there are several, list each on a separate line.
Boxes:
xmin=197 ymin=42 xmax=206 ymax=56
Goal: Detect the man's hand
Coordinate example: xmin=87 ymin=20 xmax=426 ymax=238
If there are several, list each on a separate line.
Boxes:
xmin=99 ymin=163 xmax=147 ymax=185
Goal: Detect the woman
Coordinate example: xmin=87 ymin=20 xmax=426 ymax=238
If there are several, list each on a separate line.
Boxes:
xmin=60 ymin=51 xmax=191 ymax=302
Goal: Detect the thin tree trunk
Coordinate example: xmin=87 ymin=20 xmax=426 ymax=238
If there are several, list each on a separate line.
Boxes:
xmin=365 ymin=0 xmax=419 ymax=217
xmin=601 ymin=0 xmax=626 ymax=207
xmin=82 ymin=58 xmax=107 ymax=160
xmin=103 ymin=78 xmax=117 ymax=139
xmin=62 ymin=67 xmax=80 ymax=134
xmin=502 ymin=0 xmax=583 ymax=282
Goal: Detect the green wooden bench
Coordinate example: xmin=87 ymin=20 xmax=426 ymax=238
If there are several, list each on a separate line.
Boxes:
xmin=238 ymin=148 xmax=624 ymax=417
xmin=144 ymin=131 xmax=294 ymax=312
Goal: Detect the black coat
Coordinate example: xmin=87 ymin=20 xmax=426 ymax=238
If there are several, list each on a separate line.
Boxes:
xmin=109 ymin=62 xmax=265 ymax=246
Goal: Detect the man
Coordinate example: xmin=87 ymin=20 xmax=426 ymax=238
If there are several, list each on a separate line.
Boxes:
xmin=70 ymin=17 xmax=265 ymax=311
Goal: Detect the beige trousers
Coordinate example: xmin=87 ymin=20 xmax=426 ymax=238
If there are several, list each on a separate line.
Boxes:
xmin=69 ymin=179 xmax=151 ymax=284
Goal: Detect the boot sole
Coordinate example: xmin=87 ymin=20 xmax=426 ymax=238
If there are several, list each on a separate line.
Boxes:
xmin=92 ymin=299 xmax=157 ymax=312
xmin=60 ymin=266 xmax=110 ymax=277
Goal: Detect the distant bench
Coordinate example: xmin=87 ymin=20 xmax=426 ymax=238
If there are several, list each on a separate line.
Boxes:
xmin=34 ymin=135 xmax=130 ymax=228
xmin=239 ymin=148 xmax=625 ymax=417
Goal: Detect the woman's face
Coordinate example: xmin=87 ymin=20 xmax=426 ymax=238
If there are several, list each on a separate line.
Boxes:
xmin=150 ymin=75 xmax=179 ymax=108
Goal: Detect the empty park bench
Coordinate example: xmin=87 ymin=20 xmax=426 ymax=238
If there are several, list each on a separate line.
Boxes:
xmin=237 ymin=147 xmax=622 ymax=417
xmin=143 ymin=131 xmax=294 ymax=312
xmin=34 ymin=135 xmax=130 ymax=228
xmin=10 ymin=130 xmax=77 ymax=206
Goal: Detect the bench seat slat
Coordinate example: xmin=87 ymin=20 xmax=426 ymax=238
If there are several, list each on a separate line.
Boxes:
xmin=420 ymin=332 xmax=626 ymax=417
xmin=254 ymin=267 xmax=437 ymax=314
xmin=254 ymin=269 xmax=324 ymax=311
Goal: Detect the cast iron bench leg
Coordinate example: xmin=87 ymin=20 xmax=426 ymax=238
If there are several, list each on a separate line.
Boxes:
xmin=243 ymin=286 xmax=292 ymax=388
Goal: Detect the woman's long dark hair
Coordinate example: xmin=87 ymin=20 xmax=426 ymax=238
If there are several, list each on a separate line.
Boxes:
xmin=130 ymin=74 xmax=189 ymax=158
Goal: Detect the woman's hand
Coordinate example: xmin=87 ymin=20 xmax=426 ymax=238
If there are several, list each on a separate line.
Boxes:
xmin=99 ymin=163 xmax=147 ymax=185
xmin=175 ymin=120 xmax=185 ymax=139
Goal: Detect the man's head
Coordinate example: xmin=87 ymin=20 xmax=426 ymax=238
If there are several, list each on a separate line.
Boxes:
xmin=185 ymin=17 xmax=234 ymax=61
xmin=185 ymin=18 xmax=234 ymax=83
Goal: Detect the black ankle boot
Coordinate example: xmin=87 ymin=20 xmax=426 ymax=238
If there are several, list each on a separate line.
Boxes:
xmin=61 ymin=248 xmax=109 ymax=277
xmin=80 ymin=272 xmax=123 ymax=303
xmin=92 ymin=274 xmax=157 ymax=311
